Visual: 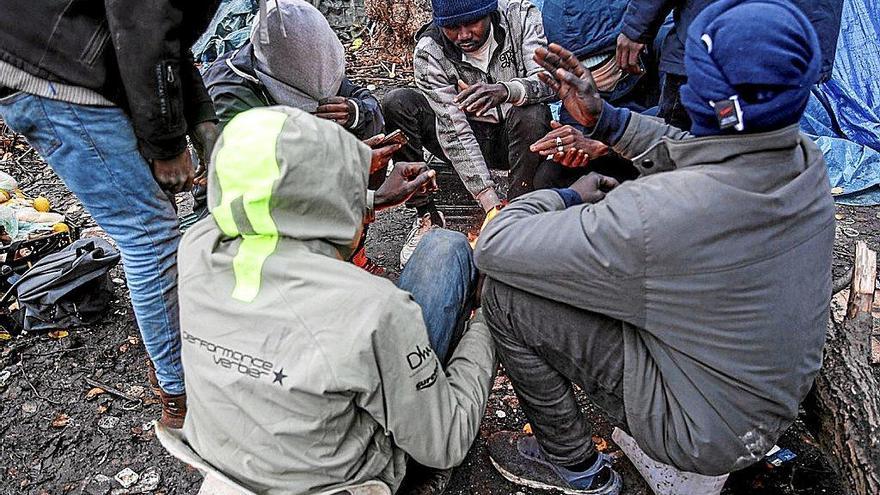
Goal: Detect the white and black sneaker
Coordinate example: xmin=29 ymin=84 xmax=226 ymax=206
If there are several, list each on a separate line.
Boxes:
xmin=399 ymin=210 xmax=446 ymax=268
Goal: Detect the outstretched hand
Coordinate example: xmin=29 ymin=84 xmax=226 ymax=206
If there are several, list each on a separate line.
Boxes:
xmin=363 ymin=134 xmax=404 ymax=175
xmin=374 ymin=162 xmax=437 ymax=210
xmin=534 ymin=43 xmax=604 ymax=128
xmin=530 ymin=121 xmax=609 ymax=168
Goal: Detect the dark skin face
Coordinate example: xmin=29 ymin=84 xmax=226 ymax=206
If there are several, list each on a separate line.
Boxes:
xmin=440 ymin=16 xmax=492 ymax=53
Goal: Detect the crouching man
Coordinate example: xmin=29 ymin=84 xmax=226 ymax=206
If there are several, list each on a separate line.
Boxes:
xmin=177 ymin=107 xmax=496 ymax=494
xmin=474 ymin=1 xmax=834 ymax=493
xmin=382 ymin=0 xmax=556 ymax=267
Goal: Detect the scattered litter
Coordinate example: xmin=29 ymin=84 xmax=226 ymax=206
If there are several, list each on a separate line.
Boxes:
xmin=831 ymin=187 xmax=845 ymax=195
xmin=764 ymin=445 xmax=797 ymax=468
xmin=522 ymin=423 xmax=532 ymax=435
xmin=129 ymin=466 xmax=161 ymax=493
xmin=366 ymin=84 xmax=377 ymax=91
xmin=112 ymin=278 xmax=124 ymax=285
xmin=114 ymin=468 xmax=140 ymax=489
xmin=495 ymin=410 xmax=506 ymax=418
xmin=0 ymin=171 xmax=18 ymax=190
xmin=351 ymin=37 xmax=364 ymax=50
xmin=128 ymin=335 xmax=140 ymax=345
xmin=835 ymin=213 xmax=844 ymax=220
xmin=98 ymin=416 xmax=120 ymax=429
xmin=51 ymin=413 xmax=70 ymax=428
xmin=48 ymin=329 xmax=69 ymax=339
xmin=21 ymin=401 xmax=37 ymax=414
xmin=0 ymin=369 xmax=11 ymax=387
xmin=0 ymin=330 xmax=11 ymax=340
xmin=842 ymin=227 xmax=860 ymax=238
xmin=141 ymin=422 xmax=153 ymax=432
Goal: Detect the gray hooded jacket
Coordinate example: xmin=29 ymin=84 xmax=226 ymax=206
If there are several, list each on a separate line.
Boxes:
xmin=475 ymin=112 xmax=835 ymax=475
xmin=178 ymin=106 xmax=496 ymax=494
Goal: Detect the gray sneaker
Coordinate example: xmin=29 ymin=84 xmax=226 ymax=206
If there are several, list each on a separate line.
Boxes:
xmin=399 ymin=211 xmax=446 ymax=268
xmin=488 ymin=431 xmax=622 ymax=495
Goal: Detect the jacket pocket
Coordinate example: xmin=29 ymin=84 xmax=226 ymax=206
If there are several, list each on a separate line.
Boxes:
xmin=78 ymin=20 xmax=110 ymax=66
xmin=155 ymin=60 xmax=183 ymax=129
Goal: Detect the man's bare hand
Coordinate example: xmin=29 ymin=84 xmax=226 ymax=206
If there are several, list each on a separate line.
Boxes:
xmin=190 ymin=121 xmax=219 ymax=188
xmin=315 ymin=96 xmax=355 ymax=127
xmin=454 ymin=80 xmax=509 ymax=117
xmin=530 ymin=121 xmax=609 ymax=168
xmin=363 ymin=134 xmax=404 ymax=175
xmin=615 ymin=34 xmax=645 ymax=75
xmin=569 ymin=172 xmax=620 ymax=204
xmin=534 ymin=43 xmax=604 ymax=127
xmin=152 ymin=150 xmax=194 ymax=194
xmin=375 ymin=162 xmax=437 ymax=210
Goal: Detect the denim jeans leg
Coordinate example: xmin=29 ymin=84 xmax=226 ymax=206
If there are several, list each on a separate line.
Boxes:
xmin=397 ymin=229 xmax=477 ymax=363
xmin=0 ymin=94 xmax=185 ymax=394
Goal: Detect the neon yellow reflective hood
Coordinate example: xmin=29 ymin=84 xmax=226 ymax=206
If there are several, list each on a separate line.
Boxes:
xmin=206 ymin=106 xmax=372 ymax=301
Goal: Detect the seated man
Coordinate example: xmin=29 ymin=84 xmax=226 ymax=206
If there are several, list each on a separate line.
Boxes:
xmin=201 ymin=0 xmax=397 ymax=274
xmin=475 ymin=0 xmax=833 ymax=493
xmin=177 ymin=106 xmax=496 ymax=494
xmin=202 ymin=0 xmax=383 ymax=139
xmin=382 ymin=0 xmax=556 ymax=267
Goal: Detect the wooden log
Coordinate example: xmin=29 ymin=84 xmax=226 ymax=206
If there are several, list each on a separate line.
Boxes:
xmin=806 ymin=241 xmax=880 ymax=495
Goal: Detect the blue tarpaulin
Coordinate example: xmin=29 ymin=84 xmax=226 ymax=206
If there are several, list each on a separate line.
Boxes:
xmin=800 ymin=0 xmax=880 ymax=205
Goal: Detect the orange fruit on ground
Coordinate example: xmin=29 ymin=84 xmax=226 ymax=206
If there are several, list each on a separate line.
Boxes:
xmin=52 ymin=223 xmax=69 ymax=233
xmin=33 ymin=196 xmax=51 ymax=212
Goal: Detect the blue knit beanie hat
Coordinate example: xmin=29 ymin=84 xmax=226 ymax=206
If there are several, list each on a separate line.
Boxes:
xmin=680 ymin=0 xmax=821 ymax=136
xmin=432 ymin=0 xmax=497 ymax=27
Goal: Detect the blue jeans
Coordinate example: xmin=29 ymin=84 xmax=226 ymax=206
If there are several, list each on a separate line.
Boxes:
xmin=397 ymin=229 xmax=477 ymax=363
xmin=0 ymin=93 xmax=185 ymax=394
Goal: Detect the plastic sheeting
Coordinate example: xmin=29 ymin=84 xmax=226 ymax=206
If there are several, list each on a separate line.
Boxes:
xmin=800 ymin=0 xmax=880 ymax=205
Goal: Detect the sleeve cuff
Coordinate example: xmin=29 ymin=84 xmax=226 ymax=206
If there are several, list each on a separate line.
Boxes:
xmin=503 ymin=81 xmax=528 ymax=106
xmin=553 ymin=188 xmax=583 ymax=208
xmin=364 ymin=189 xmax=376 ymax=224
xmin=587 ymin=101 xmax=631 ymax=146
xmin=475 ymin=187 xmax=502 ymax=212
xmin=138 ymin=135 xmax=189 ymax=162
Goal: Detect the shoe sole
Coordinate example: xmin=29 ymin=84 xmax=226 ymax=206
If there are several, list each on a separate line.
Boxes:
xmin=490 ymin=458 xmax=622 ymax=495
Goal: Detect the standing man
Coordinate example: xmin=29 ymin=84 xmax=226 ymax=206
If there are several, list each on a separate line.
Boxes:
xmin=382 ymin=0 xmax=556 ymax=267
xmin=0 ymin=0 xmax=220 ymax=428
xmin=476 ymin=0 xmax=834 ymax=492
xmin=616 ymin=0 xmax=843 ymax=130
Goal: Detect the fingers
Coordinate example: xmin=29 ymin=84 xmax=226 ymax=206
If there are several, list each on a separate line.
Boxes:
xmin=530 ymin=125 xmax=578 ymax=154
xmin=315 ymin=112 xmax=349 ymax=123
xmin=471 ymin=95 xmax=497 ymax=116
xmin=627 ymin=48 xmax=641 ymax=75
xmin=454 ymin=82 xmax=481 ymax=104
xmin=396 ymin=161 xmax=429 ymax=177
xmin=550 ymin=120 xmax=562 ymax=129
xmin=363 ymin=134 xmax=386 ymax=147
xmin=597 ymin=174 xmax=620 ymax=191
xmin=315 ymin=102 xmax=349 ymax=114
xmin=537 ymin=72 xmax=562 ymax=93
xmin=457 ymin=79 xmax=470 ymax=92
xmin=318 ymin=96 xmax=346 ymax=105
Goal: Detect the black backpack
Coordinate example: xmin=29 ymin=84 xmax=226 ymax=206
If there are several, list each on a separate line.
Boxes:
xmin=1 ymin=238 xmax=120 ymax=334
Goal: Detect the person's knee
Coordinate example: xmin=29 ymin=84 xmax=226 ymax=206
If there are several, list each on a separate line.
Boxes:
xmin=381 ymin=88 xmax=424 ymax=122
xmin=419 ymin=229 xmax=473 ymax=267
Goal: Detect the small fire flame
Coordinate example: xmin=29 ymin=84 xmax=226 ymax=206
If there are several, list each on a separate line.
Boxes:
xmin=469 ymin=205 xmax=502 ymax=249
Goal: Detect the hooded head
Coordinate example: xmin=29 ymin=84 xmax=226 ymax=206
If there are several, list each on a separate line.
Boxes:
xmin=207 ymin=106 xmax=372 ymax=302
xmin=680 ymin=0 xmax=821 ymax=136
xmin=251 ymin=0 xmax=346 ymax=112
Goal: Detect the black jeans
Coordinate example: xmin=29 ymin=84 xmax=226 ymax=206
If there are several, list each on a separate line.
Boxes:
xmin=481 ymin=278 xmax=628 ymax=466
xmin=659 ymin=73 xmax=692 ymax=131
xmin=382 ymin=88 xmax=552 ymax=202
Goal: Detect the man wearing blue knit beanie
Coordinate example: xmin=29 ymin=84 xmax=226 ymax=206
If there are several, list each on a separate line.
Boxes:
xmin=382 ymin=0 xmax=557 ymax=268
xmin=474 ymin=1 xmax=835 ymax=493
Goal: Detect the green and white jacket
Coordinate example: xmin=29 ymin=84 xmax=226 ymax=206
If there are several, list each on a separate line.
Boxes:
xmin=178 ymin=106 xmax=496 ymax=494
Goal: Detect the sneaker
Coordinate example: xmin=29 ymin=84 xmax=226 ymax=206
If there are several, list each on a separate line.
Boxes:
xmin=400 ymin=211 xmax=446 ymax=268
xmin=351 ymin=247 xmax=385 ymax=276
xmin=488 ymin=431 xmax=622 ymax=495
xmin=158 ymin=389 xmax=187 ymax=429
xmin=398 ymin=463 xmax=453 ymax=495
